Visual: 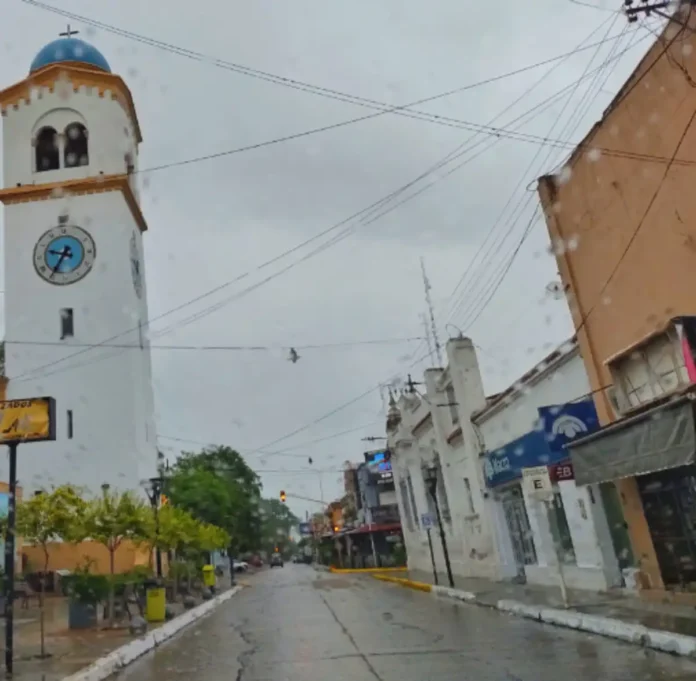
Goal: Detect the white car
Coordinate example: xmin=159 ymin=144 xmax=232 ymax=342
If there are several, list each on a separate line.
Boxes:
xmin=232 ymin=560 xmax=248 ymax=573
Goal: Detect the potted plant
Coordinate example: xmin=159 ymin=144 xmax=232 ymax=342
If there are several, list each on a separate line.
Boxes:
xmin=65 ymin=563 xmax=109 ymax=630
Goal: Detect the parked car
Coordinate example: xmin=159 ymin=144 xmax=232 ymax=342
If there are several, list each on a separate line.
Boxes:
xmin=232 ymin=560 xmax=249 ymax=573
xmin=270 ymin=553 xmax=284 ymax=568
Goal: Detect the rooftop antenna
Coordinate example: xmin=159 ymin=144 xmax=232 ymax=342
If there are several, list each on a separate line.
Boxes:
xmin=420 ymin=257 xmax=443 ymax=366
xmin=420 ymin=313 xmax=436 ymax=367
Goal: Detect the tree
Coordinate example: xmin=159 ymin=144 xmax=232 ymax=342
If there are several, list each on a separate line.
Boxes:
xmin=166 ymin=446 xmax=262 ymax=561
xmin=259 ymin=498 xmax=299 ymax=556
xmin=82 ymin=489 xmax=150 ymax=627
xmin=14 ymin=486 xmax=85 ymax=657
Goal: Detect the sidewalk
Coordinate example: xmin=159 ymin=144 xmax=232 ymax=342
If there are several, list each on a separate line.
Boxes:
xmin=0 ymin=572 xmax=240 ymax=681
xmin=407 ymin=568 xmax=696 ymax=657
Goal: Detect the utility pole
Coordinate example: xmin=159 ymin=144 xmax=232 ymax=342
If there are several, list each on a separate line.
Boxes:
xmin=623 ymin=0 xmax=672 ymax=22
xmin=420 ymin=257 xmax=443 ymax=366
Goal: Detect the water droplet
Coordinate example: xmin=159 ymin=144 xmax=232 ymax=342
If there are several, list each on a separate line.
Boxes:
xmin=555 ymin=166 xmax=572 ymax=186
xmin=602 ymin=295 xmax=612 ymax=306
xmin=586 ymin=148 xmax=601 ymax=162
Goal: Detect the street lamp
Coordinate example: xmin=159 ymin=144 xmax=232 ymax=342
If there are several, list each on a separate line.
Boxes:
xmin=423 ymin=464 xmax=454 ymax=588
xmin=142 ymin=476 xmax=164 ymax=579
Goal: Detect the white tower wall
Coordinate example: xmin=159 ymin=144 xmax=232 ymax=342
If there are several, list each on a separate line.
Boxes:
xmin=1 ymin=63 xmax=156 ymax=496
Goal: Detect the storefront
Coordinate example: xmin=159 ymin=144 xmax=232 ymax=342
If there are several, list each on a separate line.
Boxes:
xmin=483 ymin=400 xmax=621 ymax=590
xmin=568 ymin=395 xmax=696 ymax=590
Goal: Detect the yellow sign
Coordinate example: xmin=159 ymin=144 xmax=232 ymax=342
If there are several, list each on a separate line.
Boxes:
xmin=0 ymin=398 xmax=56 ymax=444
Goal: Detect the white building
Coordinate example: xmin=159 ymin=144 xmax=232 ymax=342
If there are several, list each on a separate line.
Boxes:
xmin=0 ymin=35 xmax=158 ymax=494
xmin=387 ymin=338 xmax=500 ymax=583
xmin=474 ymin=339 xmax=622 ymax=591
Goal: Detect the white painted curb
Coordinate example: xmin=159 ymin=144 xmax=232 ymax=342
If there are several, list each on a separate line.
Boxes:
xmin=432 ymin=585 xmax=476 ymax=603
xmin=63 ymin=586 xmax=242 ymax=681
xmin=432 ymin=588 xmax=696 ymax=658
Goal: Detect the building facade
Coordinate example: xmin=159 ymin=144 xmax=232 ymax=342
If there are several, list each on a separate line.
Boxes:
xmin=475 ymin=340 xmax=622 ymax=591
xmin=538 ymin=7 xmax=696 ymax=598
xmin=0 ymin=35 xmax=158 ymax=495
xmin=387 ymin=338 xmax=499 ymax=583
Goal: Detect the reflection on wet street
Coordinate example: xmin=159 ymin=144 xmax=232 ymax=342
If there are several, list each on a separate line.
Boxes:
xmin=120 ymin=566 xmax=696 ymax=680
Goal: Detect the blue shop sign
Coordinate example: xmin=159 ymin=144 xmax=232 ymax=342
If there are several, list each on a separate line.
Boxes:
xmin=482 ymin=399 xmax=599 ymax=488
xmin=483 ymin=430 xmax=549 ymax=488
xmin=538 ymin=399 xmax=599 ymax=455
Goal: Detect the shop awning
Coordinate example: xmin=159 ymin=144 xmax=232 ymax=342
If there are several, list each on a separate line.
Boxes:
xmin=568 ymin=397 xmax=696 ymax=486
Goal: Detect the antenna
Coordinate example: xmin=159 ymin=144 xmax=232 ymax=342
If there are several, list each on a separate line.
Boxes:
xmin=420 ymin=257 xmax=443 ymax=366
xmin=420 ymin=313 xmax=436 ymax=367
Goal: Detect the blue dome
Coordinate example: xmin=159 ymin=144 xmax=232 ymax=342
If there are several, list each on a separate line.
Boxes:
xmin=30 ymin=38 xmax=111 ymax=74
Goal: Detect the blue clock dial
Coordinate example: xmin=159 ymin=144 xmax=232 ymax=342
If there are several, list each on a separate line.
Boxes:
xmin=33 ymin=224 xmax=96 ymax=285
xmin=44 ymin=235 xmax=85 ymax=273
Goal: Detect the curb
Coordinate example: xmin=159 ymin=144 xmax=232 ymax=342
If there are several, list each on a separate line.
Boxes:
xmin=429 ymin=585 xmax=696 ymax=659
xmin=372 ymin=574 xmax=432 ymax=592
xmin=63 ymin=586 xmax=243 ymax=681
xmin=329 ymin=567 xmax=407 ymax=574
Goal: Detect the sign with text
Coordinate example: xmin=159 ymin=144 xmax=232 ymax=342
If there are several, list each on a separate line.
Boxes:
xmin=548 ymin=461 xmax=575 ymax=482
xmin=522 ymin=465 xmax=553 ymax=501
xmin=298 ymin=522 xmax=312 ymax=536
xmin=0 ymin=398 xmax=56 ymax=444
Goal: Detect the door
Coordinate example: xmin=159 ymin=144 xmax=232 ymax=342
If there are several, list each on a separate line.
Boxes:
xmin=599 ymin=482 xmax=635 ymax=571
xmin=500 ymin=484 xmax=537 ymax=580
xmin=638 ymin=466 xmax=696 ymax=588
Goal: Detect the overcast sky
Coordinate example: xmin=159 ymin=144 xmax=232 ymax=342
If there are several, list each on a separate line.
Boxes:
xmin=0 ymin=0 xmax=659 ymax=519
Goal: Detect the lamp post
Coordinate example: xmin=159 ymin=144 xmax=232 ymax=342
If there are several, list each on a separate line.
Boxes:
xmin=423 ymin=464 xmax=454 ymax=588
xmin=142 ymin=476 xmax=164 ymax=579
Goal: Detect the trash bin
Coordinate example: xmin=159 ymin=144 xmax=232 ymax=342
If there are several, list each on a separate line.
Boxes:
xmin=145 ymin=579 xmax=166 ymax=623
xmin=202 ymin=564 xmax=216 ymax=588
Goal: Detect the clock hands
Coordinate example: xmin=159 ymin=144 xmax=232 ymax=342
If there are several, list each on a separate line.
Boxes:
xmin=49 ymin=245 xmax=73 ymax=278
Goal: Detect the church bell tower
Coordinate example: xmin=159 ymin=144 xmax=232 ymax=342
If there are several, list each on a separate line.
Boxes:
xmin=0 ymin=29 xmax=158 ymax=494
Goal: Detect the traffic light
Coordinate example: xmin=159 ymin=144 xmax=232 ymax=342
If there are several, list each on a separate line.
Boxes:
xmin=333 ymin=525 xmax=339 ymax=533
xmin=280 ymin=490 xmax=286 ymax=502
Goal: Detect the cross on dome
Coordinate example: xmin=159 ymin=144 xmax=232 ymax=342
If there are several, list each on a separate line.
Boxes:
xmin=58 ymin=25 xmax=79 ymax=38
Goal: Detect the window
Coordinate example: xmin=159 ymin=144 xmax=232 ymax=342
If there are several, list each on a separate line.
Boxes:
xmin=610 ymin=326 xmax=689 ymax=411
xmin=64 ymin=123 xmax=89 ymax=168
xmin=35 ymin=126 xmax=59 ymax=171
xmin=446 ymin=384 xmax=459 ymax=425
xmin=463 ymin=477 xmax=476 ymax=515
xmin=67 ymin=410 xmax=74 ymax=439
xmin=60 ymin=308 xmax=74 ymax=339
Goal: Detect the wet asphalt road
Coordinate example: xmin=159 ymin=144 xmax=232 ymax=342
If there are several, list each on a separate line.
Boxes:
xmin=120 ymin=565 xmax=696 ymax=681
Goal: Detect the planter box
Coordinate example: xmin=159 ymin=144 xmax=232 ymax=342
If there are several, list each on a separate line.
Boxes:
xmin=69 ymin=601 xmax=98 ymax=630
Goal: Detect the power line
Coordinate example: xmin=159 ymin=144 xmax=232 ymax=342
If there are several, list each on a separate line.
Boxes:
xmin=20 ymin=4 xmax=685 ymax=172
xmin=8 ymin=24 xmax=654 ymax=385
xmin=24 ymin=0 xmax=644 ymax=145
xmin=450 ymin=16 xmax=632 ymax=332
xmin=4 ymin=336 xmax=423 ymax=352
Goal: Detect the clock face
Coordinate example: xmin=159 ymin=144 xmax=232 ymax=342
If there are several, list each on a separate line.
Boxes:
xmin=33 ymin=224 xmax=96 ymax=285
xmin=130 ymin=232 xmax=143 ymax=298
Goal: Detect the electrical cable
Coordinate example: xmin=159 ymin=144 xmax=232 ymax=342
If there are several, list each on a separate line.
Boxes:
xmin=22 ymin=0 xmax=645 ymax=144
xmin=3 ymin=337 xmax=423 ymax=352
xmin=10 ymin=29 xmax=649 ymax=385
xmin=440 ymin=16 xmax=626 ymax=336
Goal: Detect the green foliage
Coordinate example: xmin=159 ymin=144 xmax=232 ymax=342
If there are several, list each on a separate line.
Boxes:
xmin=15 ymin=486 xmax=87 ymax=568
xmin=259 ymin=498 xmax=299 ymax=555
xmin=64 ymin=561 xmax=110 ymax=605
xmin=166 ymin=446 xmax=262 ymax=553
xmin=82 ymin=490 xmax=150 ymax=565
